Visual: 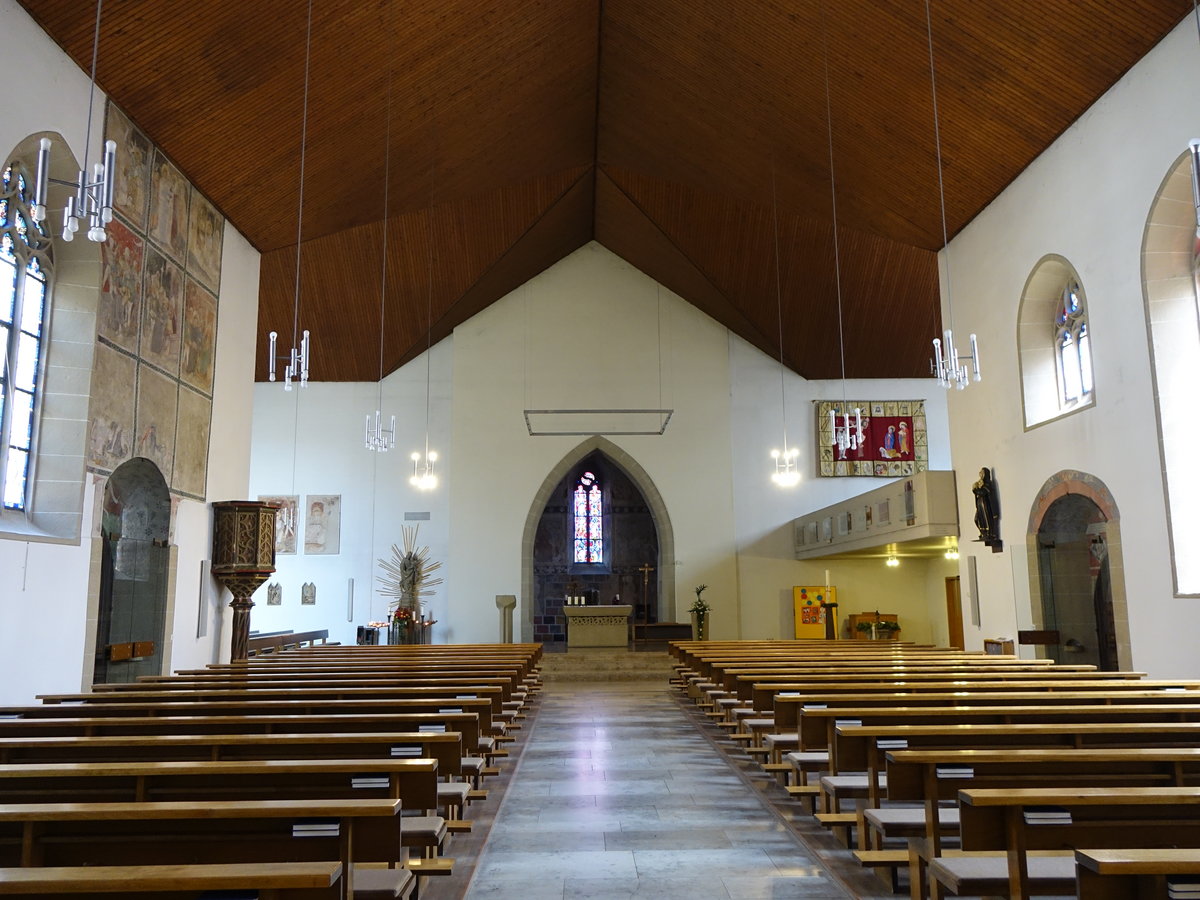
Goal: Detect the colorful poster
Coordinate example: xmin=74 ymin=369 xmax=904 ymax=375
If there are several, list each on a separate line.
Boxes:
xmin=793 ymin=586 xmax=837 ymax=639
xmin=817 ymin=400 xmax=928 ymax=477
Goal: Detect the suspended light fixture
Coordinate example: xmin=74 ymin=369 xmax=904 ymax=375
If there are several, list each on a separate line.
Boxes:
xmin=410 ymin=213 xmax=438 ymax=491
xmin=768 ymin=168 xmax=800 ymax=488
xmin=924 ymin=0 xmax=981 ymax=391
xmin=32 ymin=0 xmax=117 ymax=243
xmin=885 ymin=555 xmax=900 ymax=568
xmin=817 ymin=1 xmax=865 ymax=461
xmin=365 ymin=37 xmax=396 ymax=452
xmin=267 ymin=0 xmax=316 ymax=391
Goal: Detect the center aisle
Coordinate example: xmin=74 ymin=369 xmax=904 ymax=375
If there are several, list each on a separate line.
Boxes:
xmin=463 ymin=680 xmax=879 ymax=899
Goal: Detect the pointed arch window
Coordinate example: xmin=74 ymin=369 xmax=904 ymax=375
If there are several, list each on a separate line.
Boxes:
xmin=1055 ymin=282 xmax=1092 ymax=407
xmin=0 ymin=161 xmax=52 ymax=512
xmin=572 ymin=470 xmax=603 ymax=564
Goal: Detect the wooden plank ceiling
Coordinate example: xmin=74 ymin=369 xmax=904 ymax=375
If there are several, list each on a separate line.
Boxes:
xmin=17 ymin=0 xmax=1192 ymax=380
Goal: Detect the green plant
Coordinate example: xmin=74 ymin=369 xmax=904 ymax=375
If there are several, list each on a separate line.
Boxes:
xmin=856 ymin=619 xmax=900 ymax=634
xmin=689 ymin=584 xmax=710 ymax=616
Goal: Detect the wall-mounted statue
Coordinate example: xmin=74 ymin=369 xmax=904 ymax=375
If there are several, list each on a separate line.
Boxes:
xmin=972 ymin=467 xmax=1003 ymax=552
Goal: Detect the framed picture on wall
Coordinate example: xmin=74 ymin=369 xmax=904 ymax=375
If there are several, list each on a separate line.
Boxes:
xmin=304 ymin=495 xmax=341 ymax=555
xmin=816 ymin=399 xmax=928 ymax=477
xmin=258 ymin=495 xmax=298 ymax=555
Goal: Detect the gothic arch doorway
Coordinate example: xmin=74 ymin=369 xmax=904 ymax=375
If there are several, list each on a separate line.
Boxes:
xmin=1026 ymin=470 xmax=1129 ymax=670
xmin=92 ymin=458 xmax=173 ymax=683
xmin=520 ymin=437 xmax=675 ymax=644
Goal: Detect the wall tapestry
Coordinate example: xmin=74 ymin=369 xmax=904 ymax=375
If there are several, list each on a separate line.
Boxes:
xmin=816 ymin=400 xmax=928 ymax=477
xmin=85 ymin=101 xmax=224 ymax=501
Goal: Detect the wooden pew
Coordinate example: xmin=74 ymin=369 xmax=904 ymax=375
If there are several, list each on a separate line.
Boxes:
xmin=0 ymin=799 xmax=408 ymax=900
xmin=885 ymin=748 xmax=1200 ymax=899
xmin=44 ymin=682 xmax=512 ymax=708
xmin=1074 ymin=848 xmax=1200 ymax=899
xmin=941 ymin=786 xmax=1200 ymax=900
xmin=0 ymin=861 xmax=346 ymax=899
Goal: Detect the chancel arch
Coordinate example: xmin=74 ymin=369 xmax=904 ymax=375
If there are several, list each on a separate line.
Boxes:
xmin=520 ymin=436 xmax=674 ymax=644
xmin=1024 ymin=469 xmax=1129 ymax=671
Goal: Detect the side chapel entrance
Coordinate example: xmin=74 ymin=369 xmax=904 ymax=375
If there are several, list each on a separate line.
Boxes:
xmin=1027 ymin=470 xmax=1128 ymax=671
xmin=92 ymin=458 xmax=172 ymax=682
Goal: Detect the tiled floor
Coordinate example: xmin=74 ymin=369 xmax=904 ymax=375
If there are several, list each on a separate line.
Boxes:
xmin=461 ymin=680 xmax=893 ymax=899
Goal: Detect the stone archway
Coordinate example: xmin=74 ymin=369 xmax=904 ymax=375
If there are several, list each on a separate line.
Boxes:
xmin=520 ymin=437 xmax=675 ymax=643
xmin=87 ymin=458 xmax=175 ymax=684
xmin=1025 ymin=470 xmax=1130 ymax=670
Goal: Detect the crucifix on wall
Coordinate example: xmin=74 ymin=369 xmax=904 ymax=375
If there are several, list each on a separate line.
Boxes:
xmin=638 ymin=562 xmax=654 ymax=625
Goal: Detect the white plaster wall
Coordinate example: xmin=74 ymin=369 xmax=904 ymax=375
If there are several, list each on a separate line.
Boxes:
xmin=248 ymin=341 xmax=454 ymax=647
xmin=0 ymin=0 xmax=262 ymax=701
xmin=941 ymin=15 xmax=1199 ymax=675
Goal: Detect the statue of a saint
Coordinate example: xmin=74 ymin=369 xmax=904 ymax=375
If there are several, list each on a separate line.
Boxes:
xmin=972 ymin=467 xmax=1002 ymax=552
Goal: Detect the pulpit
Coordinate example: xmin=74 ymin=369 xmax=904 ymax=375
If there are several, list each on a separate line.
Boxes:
xmin=211 ymin=501 xmax=277 ymax=661
xmin=563 ymin=604 xmax=632 ymax=649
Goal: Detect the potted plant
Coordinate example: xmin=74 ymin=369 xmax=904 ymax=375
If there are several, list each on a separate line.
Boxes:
xmin=855 ymin=619 xmax=901 ymax=640
xmin=689 ymin=584 xmax=711 ymax=640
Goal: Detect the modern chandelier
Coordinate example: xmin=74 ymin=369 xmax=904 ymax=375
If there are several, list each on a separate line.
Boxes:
xmin=767 ymin=168 xmax=800 ymax=488
xmin=32 ymin=0 xmax=117 ymax=244
xmin=924 ymin=0 xmax=981 ymax=391
xmin=818 ymin=0 xmax=864 ymax=461
xmin=365 ymin=35 xmax=397 ymax=453
xmin=267 ymin=0 xmax=316 ymax=391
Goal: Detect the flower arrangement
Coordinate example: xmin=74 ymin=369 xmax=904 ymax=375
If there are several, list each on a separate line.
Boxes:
xmin=689 ymin=584 xmax=710 ymax=617
xmin=856 ymin=619 xmax=901 ymax=637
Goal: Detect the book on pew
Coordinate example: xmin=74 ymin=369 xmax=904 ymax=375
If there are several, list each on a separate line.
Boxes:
xmin=352 ymin=775 xmax=390 ymax=789
xmin=876 ymin=739 xmax=908 ymax=750
xmin=835 ymin=719 xmax=862 ymax=729
xmin=1168 ymin=878 xmax=1200 ymax=899
xmin=935 ymin=766 xmax=974 ymax=779
xmin=779 ymin=692 xmax=801 ymax=697
xmin=439 ymin=707 xmax=463 ymax=713
xmin=419 ymin=724 xmax=447 ymax=733
xmin=1022 ymin=806 xmax=1071 ymax=826
xmin=292 ymin=818 xmax=340 ymax=837
xmin=391 ymin=745 xmax=423 ymax=758
xmin=803 ymin=704 xmax=827 ymax=710
xmin=456 ymin=694 xmax=477 ymax=699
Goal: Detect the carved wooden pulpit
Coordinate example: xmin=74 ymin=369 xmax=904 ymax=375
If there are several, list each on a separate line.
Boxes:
xmin=211 ymin=501 xmax=277 ymax=661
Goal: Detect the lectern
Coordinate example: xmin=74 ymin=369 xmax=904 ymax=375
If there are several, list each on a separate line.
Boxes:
xmin=211 ymin=501 xmax=277 ymax=661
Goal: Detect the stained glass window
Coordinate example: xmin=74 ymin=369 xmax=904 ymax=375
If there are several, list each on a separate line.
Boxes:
xmin=0 ymin=159 xmax=53 ymax=512
xmin=1055 ymin=282 xmax=1091 ymax=409
xmin=572 ymin=471 xmax=603 ymax=564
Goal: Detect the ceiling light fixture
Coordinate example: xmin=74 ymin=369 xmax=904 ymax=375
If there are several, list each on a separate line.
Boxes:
xmin=365 ymin=39 xmax=396 ymax=452
xmin=924 ymin=0 xmax=980 ymax=391
xmin=817 ymin=1 xmax=864 ymax=459
xmin=410 ymin=211 xmax=438 ymax=490
xmin=886 ymin=555 xmax=900 ymax=568
xmin=32 ymin=0 xmax=117 ymax=244
xmin=768 ymin=167 xmax=799 ymax=488
xmin=267 ymin=0 xmax=315 ymax=391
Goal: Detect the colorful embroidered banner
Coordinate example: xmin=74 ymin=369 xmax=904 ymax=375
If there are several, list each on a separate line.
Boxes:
xmin=816 ymin=400 xmax=928 ymax=477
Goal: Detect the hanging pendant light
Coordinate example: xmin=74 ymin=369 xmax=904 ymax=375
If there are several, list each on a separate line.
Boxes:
xmin=266 ymin=0 xmax=316 ymax=390
xmin=767 ymin=167 xmax=800 ymax=488
xmin=365 ymin=33 xmax=396 ymax=452
xmin=924 ymin=0 xmax=981 ymax=391
xmin=410 ymin=212 xmax=438 ymax=491
xmin=32 ymin=0 xmax=117 ymax=244
xmin=817 ymin=0 xmax=865 ymax=461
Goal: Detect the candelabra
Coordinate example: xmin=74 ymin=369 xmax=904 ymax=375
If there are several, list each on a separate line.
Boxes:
xmin=267 ymin=330 xmax=310 ymax=390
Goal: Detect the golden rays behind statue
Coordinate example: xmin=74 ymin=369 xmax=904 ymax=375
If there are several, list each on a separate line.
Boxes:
xmin=377 ymin=524 xmax=444 ymax=617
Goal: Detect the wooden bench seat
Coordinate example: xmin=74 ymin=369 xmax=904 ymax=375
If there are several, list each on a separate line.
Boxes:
xmin=928 ymin=852 xmax=1075 ymax=897
xmin=0 ymin=861 xmax=347 ymax=898
xmin=1075 ymin=848 xmax=1200 ymax=899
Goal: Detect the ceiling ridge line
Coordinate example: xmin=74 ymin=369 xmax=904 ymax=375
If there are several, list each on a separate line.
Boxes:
xmin=388 ymin=164 xmax=595 ymax=371
xmin=597 ymin=165 xmax=780 ymax=355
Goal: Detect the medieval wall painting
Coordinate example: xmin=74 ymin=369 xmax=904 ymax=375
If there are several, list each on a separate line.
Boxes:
xmin=148 ymin=149 xmax=189 ymax=264
xmin=187 ymin=188 xmax=222 ymax=293
xmin=134 ymin=364 xmax=177 ymax=484
xmin=86 ymin=343 xmax=135 ymax=471
xmin=258 ymin=495 xmax=299 ymax=555
xmin=141 ymin=248 xmax=183 ymax=376
xmin=181 ymin=278 xmax=217 ymax=394
xmin=172 ymin=386 xmax=211 ymax=498
xmin=304 ymin=495 xmax=341 ymax=556
xmin=89 ymin=101 xmax=225 ymax=502
xmin=817 ymin=400 xmax=928 ymax=477
xmin=98 ymin=217 xmax=143 ymax=353
xmin=106 ymin=104 xmax=151 ymax=229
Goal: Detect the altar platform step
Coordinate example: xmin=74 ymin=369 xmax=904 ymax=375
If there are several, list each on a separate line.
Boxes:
xmin=538 ymin=648 xmax=675 ymax=683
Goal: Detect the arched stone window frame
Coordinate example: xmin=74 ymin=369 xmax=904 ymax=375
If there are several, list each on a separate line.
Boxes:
xmin=1017 ymin=255 xmax=1095 ymax=429
xmin=1141 ymin=151 xmax=1200 ymax=596
xmin=0 ymin=133 xmax=98 ymax=543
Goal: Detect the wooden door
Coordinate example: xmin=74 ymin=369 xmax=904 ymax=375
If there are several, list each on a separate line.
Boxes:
xmin=944 ymin=576 xmax=964 ymax=650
